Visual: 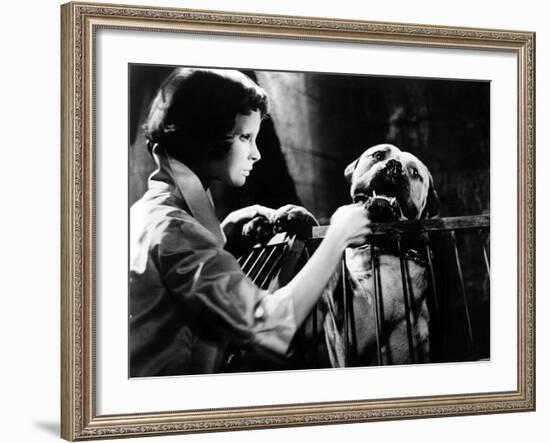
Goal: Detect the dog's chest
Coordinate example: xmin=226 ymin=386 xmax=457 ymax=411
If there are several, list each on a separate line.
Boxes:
xmin=346 ymin=245 xmax=378 ymax=278
xmin=344 ymin=245 xmax=428 ymax=307
xmin=345 ymin=246 xmax=402 ymax=280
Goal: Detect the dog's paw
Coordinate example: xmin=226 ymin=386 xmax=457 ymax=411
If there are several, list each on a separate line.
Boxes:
xmin=241 ymin=205 xmax=318 ymax=242
xmin=242 ymin=216 xmax=276 ymax=244
xmin=273 ymin=204 xmax=319 ymax=238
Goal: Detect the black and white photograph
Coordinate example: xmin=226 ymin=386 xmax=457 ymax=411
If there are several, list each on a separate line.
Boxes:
xmin=128 ymin=64 xmax=490 ymax=377
xmin=53 ymin=1 xmax=538 ymax=441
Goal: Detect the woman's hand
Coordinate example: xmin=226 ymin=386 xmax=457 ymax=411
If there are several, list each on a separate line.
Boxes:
xmin=242 ymin=204 xmax=319 ymax=241
xmin=275 ymin=203 xmax=370 ymax=328
xmin=222 ymin=204 xmax=277 ymax=228
xmin=222 ymin=205 xmax=277 ymax=255
xmin=326 ymin=204 xmax=371 ymax=248
xmin=273 ymin=204 xmax=318 ymax=228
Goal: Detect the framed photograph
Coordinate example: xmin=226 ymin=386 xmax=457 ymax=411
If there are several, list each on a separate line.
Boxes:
xmin=61 ymin=1 xmax=535 ymax=440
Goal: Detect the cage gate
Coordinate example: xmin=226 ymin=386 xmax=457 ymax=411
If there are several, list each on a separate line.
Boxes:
xmin=237 ymin=214 xmax=490 ymax=369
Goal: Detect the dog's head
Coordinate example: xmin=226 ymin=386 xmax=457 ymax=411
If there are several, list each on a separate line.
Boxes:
xmin=345 ymin=143 xmax=439 ymax=221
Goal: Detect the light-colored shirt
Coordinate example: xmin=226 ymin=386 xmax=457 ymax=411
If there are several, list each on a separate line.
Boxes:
xmin=129 ymin=147 xmax=296 ymax=376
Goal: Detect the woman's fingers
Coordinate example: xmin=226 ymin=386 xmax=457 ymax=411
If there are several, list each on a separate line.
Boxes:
xmin=328 ymin=204 xmax=371 ymax=247
xmin=254 ymin=205 xmax=277 ymax=223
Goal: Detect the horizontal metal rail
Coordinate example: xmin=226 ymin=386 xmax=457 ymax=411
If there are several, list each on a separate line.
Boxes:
xmin=311 ymin=214 xmax=489 ymax=238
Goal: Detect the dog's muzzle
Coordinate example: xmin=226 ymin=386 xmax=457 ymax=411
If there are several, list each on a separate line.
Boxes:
xmin=353 ymin=191 xmax=401 ymax=222
xmin=352 ymin=160 xmax=406 ymax=222
xmin=385 ymin=159 xmax=404 ymax=180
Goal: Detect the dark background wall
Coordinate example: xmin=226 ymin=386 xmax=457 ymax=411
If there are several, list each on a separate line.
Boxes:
xmin=130 ymin=66 xmax=490 ymax=225
xmin=255 ymin=70 xmax=489 ymax=224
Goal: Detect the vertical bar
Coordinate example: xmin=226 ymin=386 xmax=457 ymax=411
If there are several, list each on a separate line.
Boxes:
xmin=480 ymin=229 xmax=491 ymax=279
xmin=312 ymin=303 xmax=319 ymax=367
xmin=347 ymin=272 xmax=358 ymax=366
xmin=259 ymin=244 xmax=287 ymax=289
xmin=245 ymin=248 xmax=268 ymax=280
xmin=370 ymin=244 xmax=383 ymax=366
xmin=482 ymin=244 xmax=491 ymax=278
xmin=423 ymin=232 xmax=440 ymax=321
xmin=240 ymin=248 xmax=260 ymax=274
xmin=250 ymin=245 xmax=278 ymax=285
xmin=450 ymin=230 xmax=475 ymax=349
xmin=422 ymin=231 xmax=443 ymax=362
xmin=272 ymin=236 xmax=303 ymax=288
xmin=341 ymin=255 xmax=350 ymax=366
xmin=397 ymin=235 xmax=416 ymax=364
xmin=301 ymin=246 xmax=320 ymax=367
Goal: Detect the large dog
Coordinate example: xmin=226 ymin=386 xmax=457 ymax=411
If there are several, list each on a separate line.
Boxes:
xmin=322 ymin=143 xmax=440 ymax=367
xmin=239 ymin=143 xmax=439 ymax=369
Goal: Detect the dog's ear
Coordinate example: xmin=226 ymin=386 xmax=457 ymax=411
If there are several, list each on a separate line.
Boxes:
xmin=344 ymin=158 xmax=359 ymax=183
xmin=421 ymin=175 xmax=441 ymax=219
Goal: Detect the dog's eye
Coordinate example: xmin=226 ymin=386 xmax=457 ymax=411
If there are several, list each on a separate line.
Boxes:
xmin=372 ymin=151 xmax=385 ymax=161
xmin=410 ymin=168 xmax=421 ymax=179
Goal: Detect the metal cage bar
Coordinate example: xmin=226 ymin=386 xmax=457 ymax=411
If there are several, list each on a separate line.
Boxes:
xmin=341 ymin=256 xmax=351 ymax=365
xmin=236 ymin=215 xmax=490 ymax=368
xmin=396 ymin=235 xmax=417 ymax=364
xmin=259 ymin=244 xmax=288 ymax=289
xmin=423 ymin=232 xmax=440 ymax=321
xmin=370 ymin=244 xmax=383 ymax=366
xmin=251 ymin=245 xmax=279 ymax=286
xmin=449 ymin=230 xmax=475 ymax=350
xmin=479 ymin=229 xmax=491 ymax=280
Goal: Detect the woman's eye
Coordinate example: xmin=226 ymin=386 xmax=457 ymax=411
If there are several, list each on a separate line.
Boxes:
xmin=239 ymin=134 xmax=251 ymax=142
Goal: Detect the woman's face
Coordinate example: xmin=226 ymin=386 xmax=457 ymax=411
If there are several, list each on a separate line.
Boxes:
xmin=208 ymin=111 xmax=262 ymax=187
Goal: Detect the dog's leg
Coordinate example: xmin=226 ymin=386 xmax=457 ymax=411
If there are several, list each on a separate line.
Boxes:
xmin=414 ymin=299 xmax=430 ymax=363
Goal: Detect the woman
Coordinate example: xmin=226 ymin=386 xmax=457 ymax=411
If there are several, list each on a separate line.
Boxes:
xmin=129 ymin=68 xmax=370 ymax=376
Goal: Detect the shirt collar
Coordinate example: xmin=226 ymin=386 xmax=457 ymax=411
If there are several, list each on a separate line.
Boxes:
xmin=148 ymin=145 xmax=226 ymax=246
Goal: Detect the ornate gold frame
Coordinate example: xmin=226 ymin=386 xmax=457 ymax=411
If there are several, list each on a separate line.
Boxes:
xmin=61 ymin=1 xmax=536 ymax=440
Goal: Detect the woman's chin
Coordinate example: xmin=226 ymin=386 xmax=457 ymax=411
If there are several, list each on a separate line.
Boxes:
xmin=228 ymin=177 xmax=247 ymax=187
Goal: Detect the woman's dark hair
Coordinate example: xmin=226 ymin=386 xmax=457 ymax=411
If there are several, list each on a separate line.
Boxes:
xmin=143 ymin=68 xmax=269 ymax=163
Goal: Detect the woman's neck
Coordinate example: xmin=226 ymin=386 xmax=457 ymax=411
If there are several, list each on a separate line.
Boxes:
xmin=183 ymin=158 xmax=212 ymax=191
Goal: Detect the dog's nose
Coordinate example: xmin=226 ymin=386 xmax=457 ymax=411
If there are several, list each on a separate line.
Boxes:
xmin=385 ymin=159 xmax=403 ymax=177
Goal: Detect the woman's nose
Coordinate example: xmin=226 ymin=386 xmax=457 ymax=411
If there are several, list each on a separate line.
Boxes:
xmin=250 ymin=141 xmax=261 ymax=162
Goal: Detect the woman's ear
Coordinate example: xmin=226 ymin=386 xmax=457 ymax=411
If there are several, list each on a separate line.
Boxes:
xmin=421 ymin=175 xmax=441 ymax=219
xmin=344 ymin=158 xmax=359 ymax=183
